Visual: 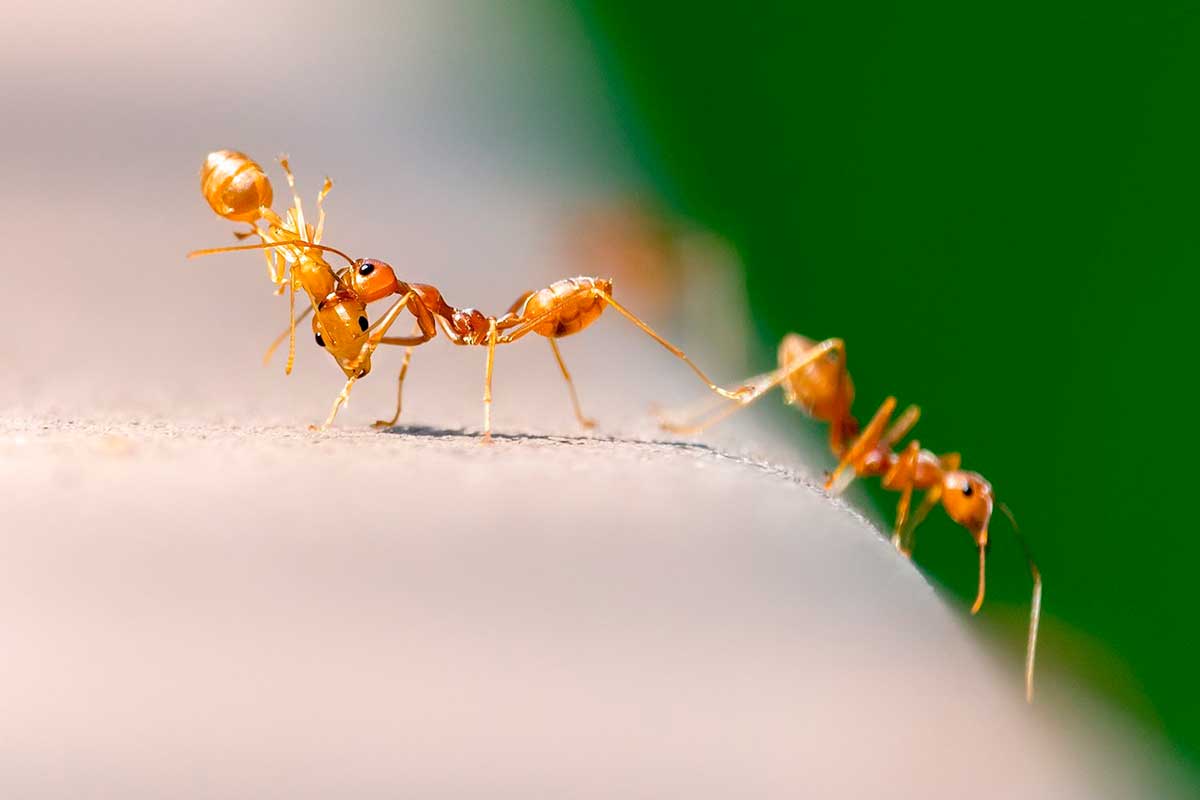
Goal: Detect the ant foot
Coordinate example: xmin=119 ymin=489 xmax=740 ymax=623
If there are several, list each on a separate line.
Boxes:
xmin=372 ymin=419 xmax=398 ymax=429
xmin=890 ymin=533 xmax=913 ymax=557
xmin=650 ymin=403 xmax=695 ymax=435
xmin=732 ymin=384 xmax=755 ymax=402
xmin=648 ymin=404 xmax=672 ymax=427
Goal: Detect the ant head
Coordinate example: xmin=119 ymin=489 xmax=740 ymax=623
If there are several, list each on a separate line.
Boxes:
xmin=312 ymin=292 xmax=373 ymax=378
xmin=343 ymin=258 xmax=400 ymax=303
xmin=941 ymin=470 xmax=994 ymax=546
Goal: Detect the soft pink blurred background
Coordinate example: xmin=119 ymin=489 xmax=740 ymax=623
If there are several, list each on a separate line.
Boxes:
xmin=0 ymin=2 xmax=1194 ymax=796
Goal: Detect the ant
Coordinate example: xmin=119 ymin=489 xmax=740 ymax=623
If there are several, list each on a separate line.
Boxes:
xmin=232 ymin=248 xmax=748 ymax=441
xmin=198 ymin=150 xmax=344 ymax=375
xmin=823 ymin=396 xmax=1042 ymax=703
xmin=658 ymin=334 xmax=1042 ymax=703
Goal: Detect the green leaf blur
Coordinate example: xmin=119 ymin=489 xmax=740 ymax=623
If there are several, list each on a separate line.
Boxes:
xmin=580 ymin=1 xmax=1200 ymax=765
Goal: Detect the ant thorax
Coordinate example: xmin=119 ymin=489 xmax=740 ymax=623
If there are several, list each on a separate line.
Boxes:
xmin=450 ymin=308 xmax=489 ymax=343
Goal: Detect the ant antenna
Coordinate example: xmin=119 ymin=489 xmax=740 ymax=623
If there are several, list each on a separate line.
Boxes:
xmin=998 ymin=502 xmax=1041 ymax=703
xmin=263 ymin=306 xmax=315 ymax=366
xmin=971 ymin=544 xmax=987 ymax=616
xmin=187 ymin=239 xmax=357 ymax=268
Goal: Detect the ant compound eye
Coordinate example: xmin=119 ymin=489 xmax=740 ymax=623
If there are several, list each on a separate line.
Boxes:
xmin=358 ymin=261 xmax=375 ymax=276
xmin=962 ymin=482 xmax=974 ymax=497
xmin=358 ymin=316 xmax=369 ymax=332
xmin=315 ymin=331 xmax=325 ymax=348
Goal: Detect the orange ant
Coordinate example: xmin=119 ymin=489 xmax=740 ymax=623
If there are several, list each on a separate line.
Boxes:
xmin=281 ymin=250 xmax=752 ymax=438
xmin=658 ymin=334 xmax=1042 ymax=702
xmin=198 ymin=150 xmax=344 ymax=375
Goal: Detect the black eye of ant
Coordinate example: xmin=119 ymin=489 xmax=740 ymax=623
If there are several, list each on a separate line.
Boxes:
xmin=315 ymin=332 xmax=325 ymax=348
xmin=359 ymin=262 xmax=375 ymax=276
xmin=962 ymin=482 xmax=974 ymax=497
xmin=358 ymin=316 xmax=369 ymax=331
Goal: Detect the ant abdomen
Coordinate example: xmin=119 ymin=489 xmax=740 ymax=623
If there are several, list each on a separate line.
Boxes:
xmin=523 ymin=277 xmax=612 ymax=338
xmin=201 ymin=150 xmax=273 ymax=223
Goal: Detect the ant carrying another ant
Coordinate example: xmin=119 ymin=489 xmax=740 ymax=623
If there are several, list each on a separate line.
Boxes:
xmin=193 ymin=151 xmax=752 ymax=438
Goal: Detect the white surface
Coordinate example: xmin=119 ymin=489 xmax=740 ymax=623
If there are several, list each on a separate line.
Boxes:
xmin=0 ymin=416 xmax=1189 ymax=798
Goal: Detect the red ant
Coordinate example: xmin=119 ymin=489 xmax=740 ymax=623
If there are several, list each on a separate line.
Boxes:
xmin=193 ymin=239 xmax=752 ymax=438
xmin=659 ymin=334 xmax=1042 ymax=702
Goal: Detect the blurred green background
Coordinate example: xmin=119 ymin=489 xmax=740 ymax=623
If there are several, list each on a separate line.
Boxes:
xmin=579 ymin=1 xmax=1200 ymax=768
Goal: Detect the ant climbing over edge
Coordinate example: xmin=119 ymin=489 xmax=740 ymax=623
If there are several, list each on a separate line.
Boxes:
xmin=658 ymin=333 xmax=1042 ymax=702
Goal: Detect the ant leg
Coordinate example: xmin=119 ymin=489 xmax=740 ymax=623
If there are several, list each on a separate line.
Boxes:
xmin=884 ymin=440 xmax=921 ymax=552
xmin=900 ymin=486 xmax=942 ymax=556
xmin=504 ymin=290 xmax=536 ymax=317
xmin=270 ymin=250 xmax=286 ymax=289
xmin=825 ymin=396 xmax=898 ymax=492
xmin=597 ymin=293 xmax=750 ymax=401
xmin=312 ymin=376 xmax=358 ymax=431
xmin=373 ymin=321 xmax=422 ymax=429
xmin=827 ymin=341 xmax=855 ymax=457
xmin=498 ymin=309 xmax=561 ymax=343
xmin=882 ymin=405 xmax=921 ymax=448
xmin=235 ymin=223 xmax=287 ymax=285
xmin=263 ymin=306 xmax=314 ymax=367
xmin=656 ymin=369 xmax=774 ymax=434
xmin=285 ymin=274 xmax=297 ymax=375
xmin=659 ymin=338 xmax=846 ymax=434
xmin=482 ymin=319 xmax=499 ymax=443
xmin=356 ymin=291 xmax=424 ymax=365
xmin=278 ymin=156 xmax=308 ymax=240
xmin=894 ymin=486 xmax=915 ymax=552
xmin=891 ymin=451 xmax=963 ymax=553
xmin=548 ymin=338 xmax=596 ymax=430
xmin=313 ymin=177 xmax=333 ymax=243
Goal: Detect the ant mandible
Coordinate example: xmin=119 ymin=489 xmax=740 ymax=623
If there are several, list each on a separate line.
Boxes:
xmin=658 ymin=334 xmax=1042 ymax=702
